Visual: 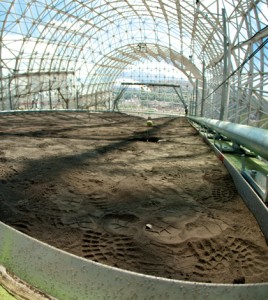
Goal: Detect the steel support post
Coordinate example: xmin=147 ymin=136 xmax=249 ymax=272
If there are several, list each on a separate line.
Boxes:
xmin=200 ymin=61 xmax=206 ymax=117
xmin=247 ymin=42 xmax=254 ymax=125
xmin=49 ymin=80 xmax=52 ymax=110
xmin=0 ymin=67 xmax=4 ymax=110
xmin=76 ymin=89 xmax=79 ymax=109
xmin=258 ymin=39 xmax=265 ymax=126
xmin=95 ymin=93 xmax=97 ymax=111
xmin=219 ymin=8 xmax=230 ymax=121
xmin=8 ymin=75 xmax=13 ymax=110
xmin=195 ymin=79 xmax=198 ymax=116
xmin=173 ymin=87 xmax=187 ymax=109
xmin=190 ymin=88 xmax=195 ymax=115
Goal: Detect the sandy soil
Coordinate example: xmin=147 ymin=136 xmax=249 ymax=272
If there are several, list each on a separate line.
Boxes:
xmin=0 ymin=111 xmax=268 ymax=284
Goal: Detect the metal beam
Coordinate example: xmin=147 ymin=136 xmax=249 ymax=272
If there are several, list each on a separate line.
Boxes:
xmin=232 ymin=25 xmax=268 ymax=50
xmin=0 ymin=71 xmax=75 ymax=81
xmin=113 ymin=85 xmax=129 ymax=111
xmin=173 ymin=87 xmax=187 ymax=109
xmin=121 ymin=82 xmax=181 ymax=88
xmin=188 ymin=116 xmax=268 ymax=161
xmin=57 ymin=88 xmax=69 ymax=109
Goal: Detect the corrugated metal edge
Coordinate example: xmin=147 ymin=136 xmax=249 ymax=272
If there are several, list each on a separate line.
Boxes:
xmin=1 ymin=221 xmax=268 ymax=300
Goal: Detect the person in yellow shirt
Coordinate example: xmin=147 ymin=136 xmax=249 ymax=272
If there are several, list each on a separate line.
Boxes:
xmin=147 ymin=116 xmax=153 ymax=127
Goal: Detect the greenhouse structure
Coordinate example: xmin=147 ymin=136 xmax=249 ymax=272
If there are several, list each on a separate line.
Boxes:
xmin=0 ymin=1 xmax=268 ymax=299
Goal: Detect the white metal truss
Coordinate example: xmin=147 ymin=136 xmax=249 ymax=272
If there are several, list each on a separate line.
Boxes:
xmin=0 ymin=0 xmax=267 ymax=127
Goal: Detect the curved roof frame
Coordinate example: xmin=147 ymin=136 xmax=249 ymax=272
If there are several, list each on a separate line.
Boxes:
xmin=86 ymin=43 xmax=201 ymax=96
xmin=0 ymin=0 xmax=267 ymax=127
xmin=1 ymin=0 xmax=224 ymax=75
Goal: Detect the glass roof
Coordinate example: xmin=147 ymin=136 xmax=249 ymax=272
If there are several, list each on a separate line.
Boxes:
xmin=0 ymin=0 xmax=267 ymax=127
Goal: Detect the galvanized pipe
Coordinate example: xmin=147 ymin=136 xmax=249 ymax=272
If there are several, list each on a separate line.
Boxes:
xmin=188 ymin=116 xmax=268 ymax=161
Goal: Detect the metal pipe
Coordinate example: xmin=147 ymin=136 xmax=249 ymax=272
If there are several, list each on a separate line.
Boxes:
xmin=188 ymin=116 xmax=268 ymax=161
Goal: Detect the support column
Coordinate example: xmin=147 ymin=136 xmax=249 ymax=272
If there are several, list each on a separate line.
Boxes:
xmin=0 ymin=67 xmax=4 ymax=110
xmin=200 ymin=61 xmax=206 ymax=117
xmin=195 ymin=79 xmax=198 ymax=116
xmin=49 ymin=80 xmax=52 ymax=110
xmin=247 ymin=43 xmax=254 ymax=125
xmin=95 ymin=93 xmax=97 ymax=111
xmin=258 ymin=39 xmax=264 ymax=127
xmin=8 ymin=75 xmax=13 ymax=110
xmin=190 ymin=88 xmax=195 ymax=116
xmin=76 ymin=89 xmax=79 ymax=109
xmin=219 ymin=8 xmax=230 ymax=120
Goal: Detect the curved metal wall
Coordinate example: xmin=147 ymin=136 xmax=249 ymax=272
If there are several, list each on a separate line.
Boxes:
xmin=1 ymin=219 xmax=268 ymax=300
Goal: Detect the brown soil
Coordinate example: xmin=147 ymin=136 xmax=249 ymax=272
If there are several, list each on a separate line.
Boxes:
xmin=0 ymin=111 xmax=268 ymax=284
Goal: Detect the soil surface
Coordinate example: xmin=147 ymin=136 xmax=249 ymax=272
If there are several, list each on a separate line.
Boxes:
xmin=0 ymin=111 xmax=268 ymax=284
